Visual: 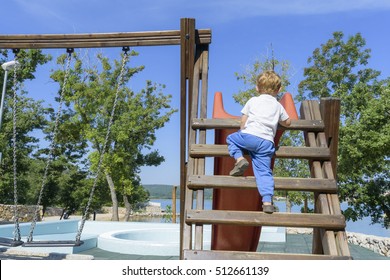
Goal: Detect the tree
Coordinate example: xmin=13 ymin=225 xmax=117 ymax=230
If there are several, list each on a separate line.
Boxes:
xmin=54 ymin=51 xmax=176 ymax=221
xmin=298 ymin=32 xmax=390 ymax=228
xmin=233 ymin=47 xmax=291 ymax=105
xmin=0 ymin=50 xmax=51 ymax=204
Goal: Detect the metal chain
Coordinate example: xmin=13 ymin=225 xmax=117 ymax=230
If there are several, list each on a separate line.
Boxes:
xmin=27 ymin=50 xmax=73 ymax=242
xmin=12 ymin=55 xmax=21 ymax=242
xmin=75 ymin=48 xmax=130 ymax=243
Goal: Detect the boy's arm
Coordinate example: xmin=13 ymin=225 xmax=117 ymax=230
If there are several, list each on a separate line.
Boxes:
xmin=240 ymin=114 xmax=248 ymax=130
xmin=279 ymin=118 xmax=291 ymax=127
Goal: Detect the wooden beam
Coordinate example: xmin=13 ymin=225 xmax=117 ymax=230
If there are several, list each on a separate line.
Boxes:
xmin=0 ymin=29 xmax=212 ymax=49
xmin=320 ymin=98 xmax=341 ymax=177
xmin=187 ymin=175 xmax=338 ymax=193
xmin=183 ymin=250 xmax=352 ymax=260
xmin=192 ymin=118 xmax=325 ymax=131
xmin=190 ymin=144 xmax=331 ymax=160
xmin=186 ymin=210 xmax=346 ymax=229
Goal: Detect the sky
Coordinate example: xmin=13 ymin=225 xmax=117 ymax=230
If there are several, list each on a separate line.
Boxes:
xmin=1 ymin=0 xmax=390 ymax=185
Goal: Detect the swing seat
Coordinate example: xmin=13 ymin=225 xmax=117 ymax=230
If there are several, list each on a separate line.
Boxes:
xmin=0 ymin=237 xmax=24 ymax=247
xmin=22 ymin=240 xmax=84 ymax=247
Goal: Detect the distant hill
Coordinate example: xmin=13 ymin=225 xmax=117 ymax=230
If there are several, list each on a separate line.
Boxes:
xmin=143 ymin=184 xmax=176 ymax=199
xmin=143 ymin=184 xmax=212 ymax=199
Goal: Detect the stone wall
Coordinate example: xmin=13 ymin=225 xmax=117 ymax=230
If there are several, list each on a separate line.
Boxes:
xmin=0 ymin=204 xmax=42 ymax=223
xmin=287 ymin=228 xmax=389 ymax=257
xmin=347 ymin=232 xmax=390 ymax=257
xmin=102 ymin=203 xmax=162 ymax=216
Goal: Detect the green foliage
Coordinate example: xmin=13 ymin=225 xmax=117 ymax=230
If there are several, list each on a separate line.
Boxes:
xmin=143 ymin=184 xmax=176 ymax=199
xmin=298 ymin=32 xmax=389 ymax=228
xmin=233 ymin=46 xmax=292 ymax=106
xmin=1 ymin=48 xmax=177 ymax=216
xmin=52 ymin=50 xmax=177 ymax=212
xmin=163 ymin=205 xmax=173 ymax=223
xmin=0 ymin=50 xmax=51 ymax=204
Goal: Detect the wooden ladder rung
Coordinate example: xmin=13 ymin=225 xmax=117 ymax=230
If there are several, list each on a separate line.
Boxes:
xmin=183 ymin=250 xmax=352 ymax=260
xmin=188 ymin=175 xmax=338 ymax=193
xmin=192 ymin=118 xmax=325 ymax=131
xmin=186 ymin=210 xmax=345 ymax=229
xmin=190 ymin=144 xmax=331 ymax=160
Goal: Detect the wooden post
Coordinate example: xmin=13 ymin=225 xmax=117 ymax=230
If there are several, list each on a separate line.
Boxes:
xmin=320 ymin=98 xmax=341 ymax=178
xmin=172 ymin=185 xmax=177 ymax=224
xmin=179 ymin=18 xmax=196 ymax=259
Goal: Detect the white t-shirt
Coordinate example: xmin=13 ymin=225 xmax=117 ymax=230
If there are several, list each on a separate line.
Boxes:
xmin=241 ymin=94 xmax=290 ymax=143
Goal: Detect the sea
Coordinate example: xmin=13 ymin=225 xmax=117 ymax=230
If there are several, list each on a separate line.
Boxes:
xmin=148 ymin=198 xmax=390 ymax=238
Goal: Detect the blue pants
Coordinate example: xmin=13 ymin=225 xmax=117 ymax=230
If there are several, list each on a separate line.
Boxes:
xmin=226 ymin=131 xmax=275 ymax=203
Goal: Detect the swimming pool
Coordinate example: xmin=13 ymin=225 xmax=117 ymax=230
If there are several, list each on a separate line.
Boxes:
xmin=0 ymin=220 xmax=284 ymax=256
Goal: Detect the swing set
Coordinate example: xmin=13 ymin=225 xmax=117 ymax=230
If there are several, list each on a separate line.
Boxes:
xmin=0 ymin=18 xmax=210 ymax=249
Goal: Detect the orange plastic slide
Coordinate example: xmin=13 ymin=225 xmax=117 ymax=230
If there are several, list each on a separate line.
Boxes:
xmin=211 ymin=91 xmax=298 ymax=251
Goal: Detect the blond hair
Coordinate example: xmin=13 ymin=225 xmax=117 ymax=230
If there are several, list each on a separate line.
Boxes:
xmin=256 ymin=71 xmax=282 ymax=94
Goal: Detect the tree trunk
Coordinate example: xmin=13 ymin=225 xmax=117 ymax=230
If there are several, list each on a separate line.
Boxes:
xmin=105 ymin=172 xmax=119 ymax=221
xmin=286 ymin=195 xmax=292 ymax=213
xmin=304 ymin=197 xmax=308 ymax=213
xmin=123 ymin=195 xmax=132 ymax=222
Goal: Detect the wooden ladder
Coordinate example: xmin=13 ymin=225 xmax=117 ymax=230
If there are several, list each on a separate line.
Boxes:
xmin=180 ymin=44 xmax=351 ymax=260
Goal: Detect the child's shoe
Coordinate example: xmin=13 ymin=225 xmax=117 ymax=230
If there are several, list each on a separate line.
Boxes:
xmin=263 ymin=204 xmax=274 ymax=214
xmin=229 ymin=158 xmax=249 ymax=176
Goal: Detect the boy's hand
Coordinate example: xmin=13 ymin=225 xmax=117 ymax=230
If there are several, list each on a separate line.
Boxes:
xmin=279 ymin=118 xmax=291 ymax=127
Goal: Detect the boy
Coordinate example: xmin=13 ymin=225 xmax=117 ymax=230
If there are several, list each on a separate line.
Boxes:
xmin=226 ymin=71 xmax=291 ymax=213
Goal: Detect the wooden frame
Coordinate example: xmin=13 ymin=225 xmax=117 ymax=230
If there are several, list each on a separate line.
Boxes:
xmin=1 ymin=18 xmax=210 ymax=259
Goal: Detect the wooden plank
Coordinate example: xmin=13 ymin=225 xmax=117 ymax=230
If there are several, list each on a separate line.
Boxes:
xmin=320 ymin=98 xmax=341 ymax=177
xmin=190 ymin=43 xmax=204 ymax=251
xmin=301 ymin=101 xmax=324 ymax=255
xmin=336 ymin=231 xmax=351 ymax=257
xmin=187 ymin=175 xmax=338 ymax=193
xmin=302 ymin=100 xmax=341 ymax=256
xmin=310 ymin=101 xmax=340 ymax=256
xmin=180 ymin=18 xmax=196 ymax=257
xmin=321 ymin=230 xmax=339 ymax=256
xmin=323 ymin=148 xmax=351 ymax=257
xmin=183 ymin=250 xmax=352 ymax=260
xmin=190 ymin=144 xmax=330 ymax=160
xmin=186 ymin=210 xmax=346 ymax=229
xmin=192 ymin=118 xmax=325 ymax=131
xmin=190 ymin=47 xmax=209 ymax=249
xmin=0 ymin=29 xmax=212 ymax=49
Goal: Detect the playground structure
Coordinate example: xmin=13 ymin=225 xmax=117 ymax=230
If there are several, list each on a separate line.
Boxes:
xmin=0 ymin=18 xmax=351 ymax=259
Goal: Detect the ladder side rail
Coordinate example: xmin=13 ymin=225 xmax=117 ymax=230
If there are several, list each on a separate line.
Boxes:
xmin=301 ymin=101 xmax=331 ymax=254
xmin=182 ymin=49 xmax=200 ymax=252
xmin=320 ymin=99 xmax=351 ymax=257
xmin=180 ymin=18 xmax=196 ymax=257
xmin=303 ymin=100 xmax=347 ymax=256
xmin=194 ymin=47 xmax=209 ymax=250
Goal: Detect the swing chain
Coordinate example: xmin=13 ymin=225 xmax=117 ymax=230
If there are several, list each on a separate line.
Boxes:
xmin=27 ymin=51 xmax=73 ymax=242
xmin=12 ymin=54 xmax=21 ymax=242
xmin=75 ymin=48 xmax=130 ymax=243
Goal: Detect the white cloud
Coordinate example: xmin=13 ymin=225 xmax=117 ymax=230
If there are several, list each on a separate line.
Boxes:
xmin=14 ymin=0 xmax=70 ymax=25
